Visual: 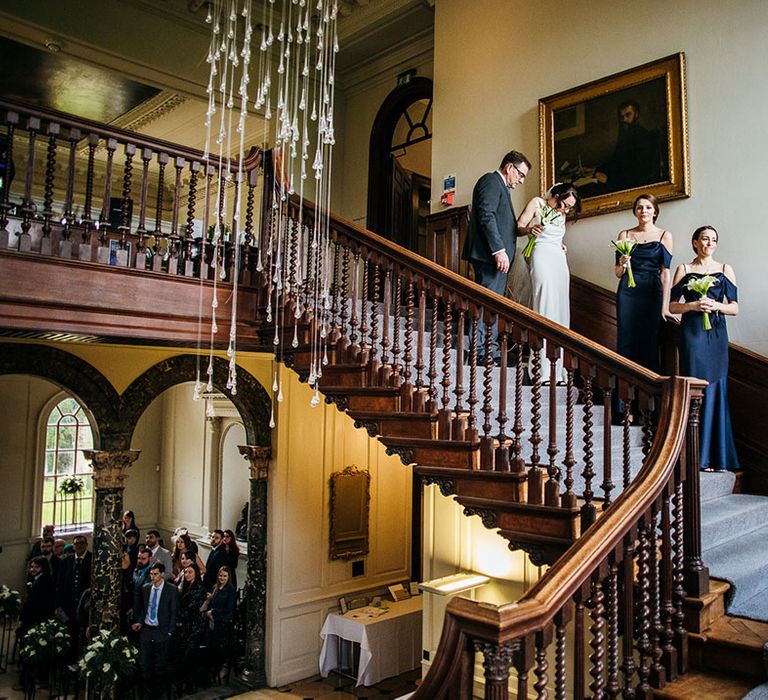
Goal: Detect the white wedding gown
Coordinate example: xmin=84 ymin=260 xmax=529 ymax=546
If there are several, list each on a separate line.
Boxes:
xmin=528 ymin=211 xmax=570 ymax=383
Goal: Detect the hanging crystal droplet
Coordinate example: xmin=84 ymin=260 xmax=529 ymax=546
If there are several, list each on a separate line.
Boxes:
xmin=310 ymin=390 xmax=320 ymax=408
xmin=269 ymin=406 xmax=276 ymax=428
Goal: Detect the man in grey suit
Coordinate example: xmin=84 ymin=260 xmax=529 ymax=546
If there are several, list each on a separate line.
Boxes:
xmin=131 ymin=562 xmax=179 ymax=693
xmin=145 ymin=530 xmax=173 ymax=581
xmin=462 ymin=150 xmax=531 ymax=363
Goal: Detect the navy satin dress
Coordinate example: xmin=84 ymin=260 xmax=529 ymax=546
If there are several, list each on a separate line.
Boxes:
xmin=671 ymin=271 xmax=740 ymax=471
xmin=616 ymin=241 xmax=672 ymax=373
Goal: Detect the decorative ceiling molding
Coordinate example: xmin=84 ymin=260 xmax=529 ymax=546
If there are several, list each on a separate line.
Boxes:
xmin=336 ymin=0 xmax=427 ymax=40
xmin=338 ymin=28 xmax=433 ymax=95
xmin=110 ymin=91 xmax=189 ymax=133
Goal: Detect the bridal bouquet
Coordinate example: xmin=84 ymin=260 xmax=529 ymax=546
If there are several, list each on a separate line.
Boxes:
xmin=611 ymin=239 xmax=637 ymax=288
xmin=523 ymin=204 xmax=561 ymax=260
xmin=684 ymin=275 xmax=720 ymax=330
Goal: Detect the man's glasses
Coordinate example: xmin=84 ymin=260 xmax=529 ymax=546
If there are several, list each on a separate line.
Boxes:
xmin=512 ymin=163 xmax=528 ymax=180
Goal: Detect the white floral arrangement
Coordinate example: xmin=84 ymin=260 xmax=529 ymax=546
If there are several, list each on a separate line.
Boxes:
xmin=18 ymin=619 xmax=71 ymax=665
xmin=0 ymin=584 xmax=22 ymax=617
xmin=78 ymin=629 xmax=139 ymax=687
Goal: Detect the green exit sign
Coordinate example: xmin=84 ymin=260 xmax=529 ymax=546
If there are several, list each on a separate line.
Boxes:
xmin=397 ymin=69 xmax=416 ymax=86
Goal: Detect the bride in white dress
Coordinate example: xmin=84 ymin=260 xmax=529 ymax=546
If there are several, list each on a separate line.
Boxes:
xmin=517 ymin=183 xmax=580 ymax=383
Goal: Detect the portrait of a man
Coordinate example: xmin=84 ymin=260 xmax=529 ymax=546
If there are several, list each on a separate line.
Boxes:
xmin=553 ymin=77 xmax=669 ymax=198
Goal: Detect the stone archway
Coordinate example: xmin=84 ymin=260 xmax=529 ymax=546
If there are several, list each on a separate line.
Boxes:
xmin=0 ymin=342 xmax=120 ymax=447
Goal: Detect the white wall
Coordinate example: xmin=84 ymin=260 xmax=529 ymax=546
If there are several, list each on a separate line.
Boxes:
xmin=431 ymin=0 xmax=768 ymax=355
xmin=266 ymin=366 xmax=413 ymax=686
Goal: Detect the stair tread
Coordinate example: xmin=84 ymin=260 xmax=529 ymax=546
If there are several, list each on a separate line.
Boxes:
xmin=652 ymin=670 xmax=754 ymax=700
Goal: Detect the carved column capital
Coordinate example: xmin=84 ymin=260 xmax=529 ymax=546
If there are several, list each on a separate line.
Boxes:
xmin=83 ymin=449 xmax=140 ymax=490
xmin=239 ymin=445 xmax=272 ymax=480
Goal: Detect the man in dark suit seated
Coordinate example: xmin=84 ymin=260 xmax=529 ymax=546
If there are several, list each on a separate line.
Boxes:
xmin=203 ymin=529 xmax=228 ymax=592
xmin=131 ymin=562 xmax=179 ymax=695
xmin=462 ymin=150 xmax=531 ymax=364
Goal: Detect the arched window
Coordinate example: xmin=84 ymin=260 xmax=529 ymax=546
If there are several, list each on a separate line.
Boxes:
xmin=42 ymin=396 xmax=95 ymax=533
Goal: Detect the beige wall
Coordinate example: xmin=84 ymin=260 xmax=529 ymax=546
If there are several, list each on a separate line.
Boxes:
xmin=431 ymin=0 xmax=768 ymax=355
xmin=334 ymin=31 xmax=434 ymax=227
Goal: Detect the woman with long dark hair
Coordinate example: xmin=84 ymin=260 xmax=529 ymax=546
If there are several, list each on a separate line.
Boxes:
xmin=174 ymin=563 xmax=208 ymax=691
xmin=204 ymin=566 xmax=237 ymax=680
xmin=670 ymin=225 xmax=740 ymax=471
xmin=222 ymin=530 xmax=240 ymax=590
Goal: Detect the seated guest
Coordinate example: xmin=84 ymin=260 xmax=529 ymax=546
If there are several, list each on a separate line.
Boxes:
xmin=174 ymin=563 xmax=207 ymax=692
xmin=17 ymin=556 xmax=55 ymax=640
xmin=222 ymin=530 xmax=240 ymax=590
xmin=27 ymin=524 xmax=55 ymax=561
xmin=131 ymin=563 xmax=178 ymax=694
xmin=203 ymin=530 xmax=227 ymax=592
xmin=145 ymin=530 xmax=173 ymax=581
xmin=171 ymin=534 xmax=206 ymax=580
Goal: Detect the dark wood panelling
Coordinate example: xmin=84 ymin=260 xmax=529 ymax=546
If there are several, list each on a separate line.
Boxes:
xmin=425 ymin=206 xmax=471 ymax=279
xmin=571 ymin=276 xmax=768 ymax=494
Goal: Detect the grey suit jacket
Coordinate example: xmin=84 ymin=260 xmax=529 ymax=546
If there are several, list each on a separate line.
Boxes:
xmin=462 ymin=171 xmax=517 ymax=265
xmin=150 ymin=546 xmax=174 ymax=581
xmin=134 ymin=581 xmax=179 ymax=636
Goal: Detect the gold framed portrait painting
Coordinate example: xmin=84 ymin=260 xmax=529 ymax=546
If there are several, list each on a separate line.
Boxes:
xmin=539 ymin=53 xmax=690 ymax=218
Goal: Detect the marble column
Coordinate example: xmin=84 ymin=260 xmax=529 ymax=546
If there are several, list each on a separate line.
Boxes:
xmin=237 ymin=445 xmax=271 ymax=687
xmin=83 ymin=449 xmax=140 ymax=634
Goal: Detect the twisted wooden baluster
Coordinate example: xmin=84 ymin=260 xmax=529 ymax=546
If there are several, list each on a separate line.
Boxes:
xmin=672 ymin=478 xmax=688 ymax=675
xmin=60 ymin=127 xmax=81 ymax=248
xmin=401 ymin=278 xmax=414 ymax=409
xmin=136 ymin=148 xmax=151 ymax=240
xmin=359 ymin=258 xmax=369 ymax=365
xmin=41 ymin=123 xmax=59 ymax=243
xmin=379 ymin=266 xmax=392 ymax=385
xmin=660 ymin=488 xmax=678 ymax=681
xmin=606 ymin=555 xmax=621 ymax=699
xmin=19 ymin=117 xmax=39 ymax=244
xmin=338 ymin=247 xmax=350 ymax=354
xmin=119 ymin=143 xmax=136 ymax=258
xmin=641 ymin=399 xmax=655 ymax=464
xmin=167 ymin=157 xmax=184 ymax=275
xmin=555 ymin=610 xmax=568 ymax=700
xmin=495 ymin=326 xmax=510 ymax=471
xmin=349 ymin=252 xmax=361 ymax=361
xmin=452 ymin=306 xmax=466 ymax=440
xmin=574 ymin=591 xmax=585 ymax=700
xmin=528 ymin=339 xmax=544 ymax=503
xmin=466 ymin=312 xmax=479 ymax=442
xmin=533 ymin=630 xmax=549 ymax=700
xmin=152 ymin=152 xmax=168 ymax=270
xmin=438 ymin=297 xmax=453 ymax=440
xmin=581 ymin=373 xmax=596 ymax=529
xmin=649 ymin=504 xmax=666 ymax=689
xmin=183 ymin=162 xmax=200 ymax=277
xmin=427 ymin=295 xmax=438 ymax=414
xmin=588 ymin=573 xmax=606 ymax=699
xmin=0 ymin=116 xmax=16 ymax=234
xmin=621 ymin=533 xmax=637 ymax=699
xmin=414 ymin=286 xmax=426 ymax=411
xmin=81 ymin=132 xmax=100 ymax=253
xmin=391 ymin=273 xmax=403 ymax=387
xmin=329 ymin=241 xmax=341 ymax=345
xmin=511 ymin=338 xmax=525 ymax=476
xmin=368 ymin=261 xmax=381 ymax=383
xmin=635 ymin=518 xmax=652 ymax=697
xmin=480 ymin=324 xmax=495 ymax=469
xmin=97 ymin=138 xmax=117 ymax=257
xmin=545 ymin=350 xmax=560 ymax=503
xmin=602 ymin=384 xmax=615 ymax=508
xmin=622 ymin=392 xmax=632 ymax=488
xmin=562 ymin=363 xmax=577 ymax=509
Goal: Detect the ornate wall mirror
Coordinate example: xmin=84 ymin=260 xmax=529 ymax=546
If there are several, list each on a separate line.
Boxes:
xmin=329 ymin=466 xmax=371 ymax=560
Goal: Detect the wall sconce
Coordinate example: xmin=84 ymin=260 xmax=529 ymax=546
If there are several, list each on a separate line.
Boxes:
xmin=418 ymin=572 xmax=490 ymax=596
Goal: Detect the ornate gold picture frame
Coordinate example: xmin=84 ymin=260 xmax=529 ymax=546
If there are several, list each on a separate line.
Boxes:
xmin=329 ymin=465 xmax=371 ymax=561
xmin=539 ymin=53 xmax=689 ymax=218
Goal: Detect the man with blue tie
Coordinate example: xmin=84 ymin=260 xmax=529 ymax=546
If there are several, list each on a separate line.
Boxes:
xmin=462 ymin=150 xmax=531 ymax=364
xmin=131 ymin=562 xmax=178 ymax=693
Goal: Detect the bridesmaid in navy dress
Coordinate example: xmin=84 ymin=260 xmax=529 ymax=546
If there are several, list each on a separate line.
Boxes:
xmin=670 ymin=226 xmax=740 ymax=471
xmin=614 ymin=194 xmax=675 ymax=374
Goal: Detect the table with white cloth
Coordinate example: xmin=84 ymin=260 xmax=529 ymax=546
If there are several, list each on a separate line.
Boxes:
xmin=319 ymin=596 xmax=423 ymax=686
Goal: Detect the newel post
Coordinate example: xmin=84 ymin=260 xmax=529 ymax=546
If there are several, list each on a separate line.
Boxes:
xmin=474 ymin=640 xmax=517 ymax=700
xmin=83 ymin=449 xmax=140 ymax=633
xmin=682 ymin=393 xmax=709 ymax=598
xmin=238 ymin=445 xmax=271 ymax=687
